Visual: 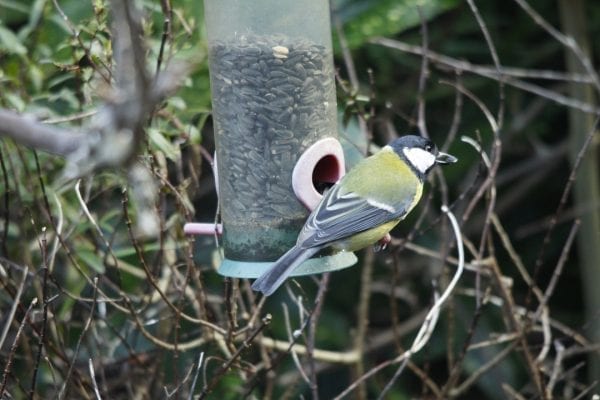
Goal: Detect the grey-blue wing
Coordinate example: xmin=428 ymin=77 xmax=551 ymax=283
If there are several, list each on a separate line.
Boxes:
xmin=297 ymin=185 xmax=411 ymax=248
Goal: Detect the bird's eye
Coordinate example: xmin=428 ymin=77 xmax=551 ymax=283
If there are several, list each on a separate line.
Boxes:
xmin=425 ymin=144 xmax=432 ymax=152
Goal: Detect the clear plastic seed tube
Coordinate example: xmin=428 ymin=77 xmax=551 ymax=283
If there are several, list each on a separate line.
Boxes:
xmin=204 ymin=0 xmax=339 ymax=261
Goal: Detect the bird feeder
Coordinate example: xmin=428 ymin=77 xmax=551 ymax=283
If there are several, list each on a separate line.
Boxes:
xmin=184 ymin=0 xmax=357 ymax=278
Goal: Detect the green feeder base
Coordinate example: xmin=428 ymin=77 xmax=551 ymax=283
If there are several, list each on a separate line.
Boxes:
xmin=217 ymin=251 xmax=357 ymax=279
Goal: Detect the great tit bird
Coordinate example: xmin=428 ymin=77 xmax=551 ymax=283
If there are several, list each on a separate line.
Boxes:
xmin=252 ymin=135 xmax=457 ymax=296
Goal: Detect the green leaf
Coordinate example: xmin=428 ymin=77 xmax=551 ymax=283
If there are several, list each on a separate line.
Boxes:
xmin=78 ymin=249 xmax=106 ymax=274
xmin=335 ymin=0 xmax=460 ymax=50
xmin=0 ymin=24 xmax=27 ymax=55
xmin=149 ymin=127 xmax=181 ymax=161
xmin=28 ymin=63 xmax=44 ymax=91
xmin=0 ymin=0 xmax=31 ymax=25
xmin=112 ymin=242 xmax=169 ymax=258
xmin=338 ymin=111 xmax=368 ymax=169
xmin=188 ymin=124 xmax=201 ymax=145
xmin=4 ymin=92 xmax=26 ymax=111
xmin=17 ymin=0 xmax=45 ymax=40
xmin=167 ymin=96 xmax=187 ymax=110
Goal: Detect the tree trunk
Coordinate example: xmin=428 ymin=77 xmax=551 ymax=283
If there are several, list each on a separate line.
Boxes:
xmin=557 ymin=0 xmax=600 ymax=383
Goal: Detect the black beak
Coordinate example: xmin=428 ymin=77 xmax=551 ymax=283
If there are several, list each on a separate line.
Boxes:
xmin=435 ymin=151 xmax=458 ymax=164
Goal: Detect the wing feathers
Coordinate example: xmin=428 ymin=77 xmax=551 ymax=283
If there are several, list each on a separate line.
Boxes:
xmin=298 ymin=185 xmax=412 ymax=248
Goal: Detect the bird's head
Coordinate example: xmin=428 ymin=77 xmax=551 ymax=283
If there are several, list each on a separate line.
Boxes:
xmin=390 ymin=135 xmax=457 ymax=178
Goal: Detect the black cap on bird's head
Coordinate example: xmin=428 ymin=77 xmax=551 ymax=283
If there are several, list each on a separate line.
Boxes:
xmin=389 ymin=135 xmax=457 ymax=178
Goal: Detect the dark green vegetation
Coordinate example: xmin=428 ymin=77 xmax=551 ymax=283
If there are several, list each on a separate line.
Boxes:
xmin=0 ymin=0 xmax=598 ymax=398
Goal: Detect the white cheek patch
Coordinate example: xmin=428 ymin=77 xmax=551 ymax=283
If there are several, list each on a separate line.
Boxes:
xmin=403 ymin=148 xmax=436 ymax=174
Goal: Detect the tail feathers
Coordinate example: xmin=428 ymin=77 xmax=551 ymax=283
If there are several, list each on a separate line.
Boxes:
xmin=251 ymin=246 xmax=320 ymax=296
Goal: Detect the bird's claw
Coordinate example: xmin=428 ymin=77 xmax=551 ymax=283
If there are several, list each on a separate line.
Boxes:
xmin=373 ymin=233 xmax=391 ymax=252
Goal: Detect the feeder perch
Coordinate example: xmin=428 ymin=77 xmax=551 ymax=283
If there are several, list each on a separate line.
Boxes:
xmin=184 ymin=0 xmax=357 ymax=278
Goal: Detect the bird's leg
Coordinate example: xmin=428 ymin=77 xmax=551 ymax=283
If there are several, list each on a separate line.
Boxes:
xmin=373 ymin=233 xmax=391 ymax=252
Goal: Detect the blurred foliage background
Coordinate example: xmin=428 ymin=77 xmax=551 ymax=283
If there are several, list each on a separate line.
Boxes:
xmin=0 ymin=0 xmax=598 ymax=399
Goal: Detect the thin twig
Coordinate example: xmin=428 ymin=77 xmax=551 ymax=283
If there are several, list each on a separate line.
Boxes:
xmin=51 ymin=0 xmax=111 ymax=82
xmin=336 ymin=207 xmax=464 ymax=400
xmin=308 ymin=273 xmax=330 ymax=400
xmin=124 ymin=296 xmax=208 ymax=351
xmin=353 ymin=247 xmax=374 ymax=400
xmin=332 ymin=8 xmax=369 ymax=141
xmin=188 ymin=352 xmax=205 ymax=400
xmin=441 ymin=72 xmax=464 ymax=152
xmin=0 ymin=266 xmax=29 ymax=351
xmin=459 ymin=132 xmax=501 ymax=310
xmin=572 ymin=381 xmax=600 ymax=400
xmin=489 ymin=213 xmax=553 ymax=364
xmin=441 ymin=288 xmax=487 ymax=397
xmin=47 ymin=193 xmax=64 ymax=273
xmin=466 ymin=0 xmax=505 ymax=127
xmin=75 ymin=179 xmax=123 ymax=285
xmin=333 ymin=15 xmax=359 ymax=91
xmin=88 ymin=359 xmax=103 ymax=400
xmin=29 ymin=227 xmax=50 ymax=398
xmin=58 ymin=277 xmax=99 ymax=400
xmin=546 ymin=340 xmax=565 ymax=395
xmin=371 ymin=37 xmax=600 ymax=114
xmin=164 ymin=362 xmax=196 ymax=398
xmin=224 ymin=277 xmax=237 ymax=351
xmin=378 ymin=206 xmax=464 ymax=399
xmin=512 ymin=0 xmax=600 ymax=92
xmin=282 ymin=303 xmax=311 ymax=384
xmin=416 ymin=6 xmax=430 ymax=139
xmin=156 ymin=0 xmax=173 ymax=74
xmin=466 ymin=0 xmax=505 ymax=313
xmin=449 ymin=340 xmax=519 ymax=398
xmin=529 ymin=117 xmax=598 ymax=306
xmin=0 ymin=146 xmax=9 ymax=255
xmin=534 ymin=220 xmax=580 ymax=319
xmin=502 ymin=383 xmax=527 ymax=400
xmin=486 ymin=258 xmax=547 ymax=398
xmin=121 ymin=188 xmax=226 ymax=333
xmin=43 ymin=109 xmax=97 ymax=124
xmin=0 ymin=298 xmax=38 ymax=398
xmin=199 ymin=314 xmax=272 ymax=399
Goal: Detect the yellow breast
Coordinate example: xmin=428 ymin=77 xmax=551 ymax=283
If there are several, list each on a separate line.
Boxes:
xmin=333 ymin=219 xmax=401 ymax=252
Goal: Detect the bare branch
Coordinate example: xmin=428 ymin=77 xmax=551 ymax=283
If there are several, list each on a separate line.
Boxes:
xmin=0 ymin=266 xmax=29 ymax=351
xmin=371 ymin=37 xmax=600 ymax=114
xmin=0 ymin=109 xmax=84 ymax=155
xmin=513 ymin=0 xmax=600 ymax=92
xmin=0 ymin=298 xmax=38 ymax=398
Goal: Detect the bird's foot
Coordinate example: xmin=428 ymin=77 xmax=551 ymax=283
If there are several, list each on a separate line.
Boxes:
xmin=373 ymin=233 xmax=391 ymax=252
